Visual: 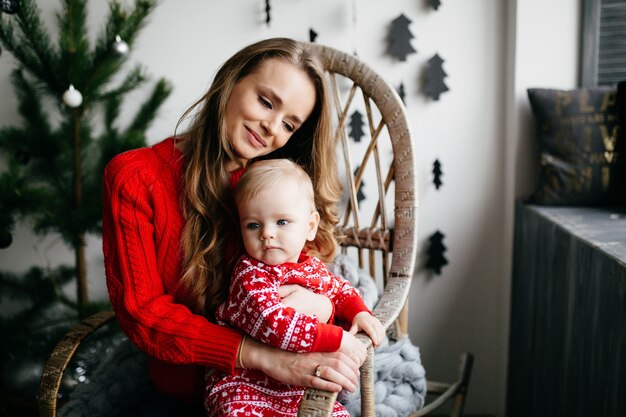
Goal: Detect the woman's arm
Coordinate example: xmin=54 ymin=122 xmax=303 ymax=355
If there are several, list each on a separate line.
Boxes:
xmin=240 ymin=337 xmax=360 ymax=393
xmin=103 ymin=151 xmax=241 ymax=373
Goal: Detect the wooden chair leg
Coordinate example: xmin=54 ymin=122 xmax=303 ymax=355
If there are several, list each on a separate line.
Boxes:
xmin=450 ymin=352 xmax=474 ymax=417
xmin=413 ymin=352 xmax=474 ymax=417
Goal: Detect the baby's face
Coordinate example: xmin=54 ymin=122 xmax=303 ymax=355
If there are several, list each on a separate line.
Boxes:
xmin=238 ymin=179 xmax=318 ymax=265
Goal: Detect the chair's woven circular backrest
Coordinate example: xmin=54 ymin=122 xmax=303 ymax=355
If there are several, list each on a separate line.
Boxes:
xmin=303 ymin=43 xmax=418 ymax=331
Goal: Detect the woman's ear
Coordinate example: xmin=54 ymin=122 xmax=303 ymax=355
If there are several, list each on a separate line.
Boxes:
xmin=307 ymin=211 xmax=320 ymax=241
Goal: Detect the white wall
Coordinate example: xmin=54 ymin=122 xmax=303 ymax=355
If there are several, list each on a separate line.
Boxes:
xmin=500 ymin=0 xmax=580 ymax=416
xmin=0 ymin=1 xmax=581 ymax=415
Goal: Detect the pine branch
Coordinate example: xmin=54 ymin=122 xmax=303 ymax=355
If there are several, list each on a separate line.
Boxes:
xmin=98 ymin=64 xmax=148 ymax=101
xmin=0 ymin=0 xmax=60 ymax=92
xmin=12 ymin=69 xmax=51 ymax=140
xmin=127 ymin=78 xmax=173 ymax=133
xmin=57 ymin=0 xmax=91 ymax=94
xmin=117 ymin=0 xmax=158 ymax=46
xmin=104 ymin=95 xmax=122 ymax=132
xmin=0 ymin=161 xmax=55 ymax=230
xmin=88 ymin=1 xmax=127 ymax=94
xmin=87 ymin=0 xmax=157 ymax=100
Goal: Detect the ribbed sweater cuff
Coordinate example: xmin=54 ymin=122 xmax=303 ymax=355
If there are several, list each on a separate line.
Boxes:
xmin=194 ymin=326 xmax=243 ymax=375
xmin=337 ymin=296 xmax=371 ymax=323
xmin=311 ymin=323 xmax=343 ymax=352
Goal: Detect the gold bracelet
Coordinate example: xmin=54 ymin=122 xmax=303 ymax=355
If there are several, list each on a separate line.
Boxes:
xmin=236 ymin=335 xmax=247 ymax=369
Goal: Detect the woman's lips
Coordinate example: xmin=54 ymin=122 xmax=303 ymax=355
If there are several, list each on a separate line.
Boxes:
xmin=245 ymin=126 xmax=267 ymax=148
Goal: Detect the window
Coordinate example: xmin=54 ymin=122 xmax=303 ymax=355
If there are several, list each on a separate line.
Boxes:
xmin=580 ymin=0 xmax=626 ymax=86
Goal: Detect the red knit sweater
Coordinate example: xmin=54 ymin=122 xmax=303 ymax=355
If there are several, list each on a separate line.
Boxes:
xmin=102 ymin=137 xmax=242 ymax=403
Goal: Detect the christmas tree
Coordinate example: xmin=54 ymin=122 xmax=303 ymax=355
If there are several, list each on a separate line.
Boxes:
xmin=0 ymin=0 xmax=171 ymax=404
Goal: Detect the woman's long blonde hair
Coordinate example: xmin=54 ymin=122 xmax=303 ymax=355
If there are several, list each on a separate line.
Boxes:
xmin=178 ymin=38 xmax=341 ymax=316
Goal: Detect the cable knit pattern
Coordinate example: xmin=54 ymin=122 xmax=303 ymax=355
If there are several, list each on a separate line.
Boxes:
xmin=102 ymin=137 xmax=242 ymax=402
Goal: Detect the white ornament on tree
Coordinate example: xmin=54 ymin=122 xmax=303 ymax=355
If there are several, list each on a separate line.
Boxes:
xmin=62 ymin=84 xmax=83 ymax=108
xmin=113 ymin=35 xmax=129 ymax=55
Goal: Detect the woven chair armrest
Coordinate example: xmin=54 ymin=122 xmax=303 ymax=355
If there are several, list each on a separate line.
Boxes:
xmin=298 ymin=334 xmax=374 ymax=417
xmin=38 ymin=309 xmax=117 ymax=417
xmin=297 ymin=271 xmax=414 ymax=417
xmin=297 ymin=388 xmax=339 ymax=417
xmin=297 ymin=274 xmax=412 ymax=417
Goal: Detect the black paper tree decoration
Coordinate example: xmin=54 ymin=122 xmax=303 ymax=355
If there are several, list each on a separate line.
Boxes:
xmin=354 ymin=167 xmax=366 ymax=206
xmin=427 ymin=0 xmax=442 ymax=10
xmin=1 ymin=0 xmax=20 ymax=14
xmin=423 ymin=53 xmax=449 ymax=100
xmin=425 ymin=230 xmax=448 ymax=274
xmin=397 ymin=82 xmax=406 ymax=104
xmin=387 ymin=14 xmax=417 ymax=62
xmin=433 ymin=159 xmax=443 ymax=189
xmin=309 ymin=28 xmax=318 ymax=43
xmin=265 ymin=0 xmax=271 ymax=25
xmin=349 ymin=110 xmax=366 ymax=142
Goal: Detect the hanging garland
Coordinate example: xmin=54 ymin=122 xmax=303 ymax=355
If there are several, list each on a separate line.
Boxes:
xmin=265 ymin=0 xmax=271 ymax=25
xmin=397 ymin=82 xmax=406 ymax=105
xmin=427 ymin=0 xmax=442 ymax=11
xmin=432 ymin=159 xmax=443 ymax=189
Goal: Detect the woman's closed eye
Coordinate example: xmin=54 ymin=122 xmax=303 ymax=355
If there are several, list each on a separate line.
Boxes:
xmin=258 ymin=95 xmax=272 ymax=109
xmin=282 ymin=121 xmax=295 ymax=133
xmin=258 ymin=96 xmax=295 ymax=133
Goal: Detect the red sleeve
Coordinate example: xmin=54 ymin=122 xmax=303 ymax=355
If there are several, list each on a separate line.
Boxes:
xmin=314 ymin=258 xmax=371 ymax=323
xmin=217 ymin=258 xmax=343 ymax=353
xmin=102 ymin=154 xmax=242 ymax=375
xmin=336 ymin=296 xmax=370 ymax=323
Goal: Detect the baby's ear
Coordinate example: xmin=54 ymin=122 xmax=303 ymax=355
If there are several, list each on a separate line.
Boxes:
xmin=307 ymin=211 xmax=320 ymax=241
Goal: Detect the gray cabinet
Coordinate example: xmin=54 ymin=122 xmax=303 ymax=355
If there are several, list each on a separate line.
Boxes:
xmin=507 ymin=202 xmax=625 ymax=417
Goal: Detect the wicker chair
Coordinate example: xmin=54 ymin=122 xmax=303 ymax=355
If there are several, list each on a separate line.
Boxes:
xmin=38 ymin=43 xmax=473 ymax=417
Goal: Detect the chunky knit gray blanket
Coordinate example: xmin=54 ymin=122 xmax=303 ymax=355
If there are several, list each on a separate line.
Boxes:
xmin=59 ymin=254 xmax=426 ymax=417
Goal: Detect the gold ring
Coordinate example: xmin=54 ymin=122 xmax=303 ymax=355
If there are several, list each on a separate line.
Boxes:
xmin=314 ymin=364 xmax=323 ymax=378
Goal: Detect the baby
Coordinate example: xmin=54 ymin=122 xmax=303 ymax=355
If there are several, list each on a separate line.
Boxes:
xmin=204 ymin=158 xmax=384 ymax=417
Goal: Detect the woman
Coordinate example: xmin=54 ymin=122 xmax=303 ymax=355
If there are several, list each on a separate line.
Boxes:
xmin=102 ymin=37 xmax=360 ymax=410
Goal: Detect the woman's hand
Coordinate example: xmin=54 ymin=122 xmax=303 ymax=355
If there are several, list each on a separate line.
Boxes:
xmin=350 ymin=312 xmax=385 ymax=348
xmin=240 ymin=337 xmax=360 ymax=393
xmin=278 ymin=284 xmax=333 ymax=323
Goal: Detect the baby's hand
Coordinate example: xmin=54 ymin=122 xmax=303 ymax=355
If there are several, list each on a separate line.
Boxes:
xmin=350 ymin=312 xmax=385 ymax=348
xmin=339 ymin=330 xmax=367 ymax=366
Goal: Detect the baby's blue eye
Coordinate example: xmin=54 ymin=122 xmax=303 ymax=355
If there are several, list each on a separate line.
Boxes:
xmin=277 ymin=219 xmax=289 ymax=226
xmin=246 ymin=223 xmax=260 ymax=230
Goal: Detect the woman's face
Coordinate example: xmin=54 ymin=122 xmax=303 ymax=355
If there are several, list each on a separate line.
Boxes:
xmin=224 ymin=58 xmax=316 ymax=169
